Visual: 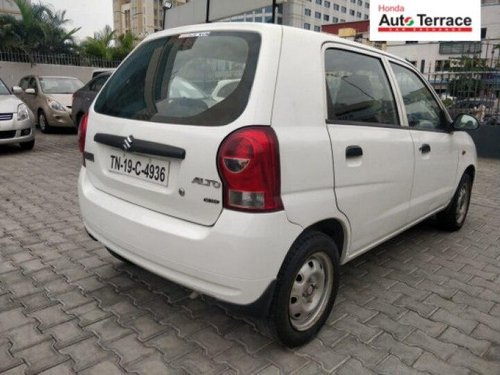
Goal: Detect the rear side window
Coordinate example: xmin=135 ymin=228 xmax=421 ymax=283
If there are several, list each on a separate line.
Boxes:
xmin=325 ymin=49 xmax=399 ymax=126
xmin=95 ymin=32 xmax=261 ymax=126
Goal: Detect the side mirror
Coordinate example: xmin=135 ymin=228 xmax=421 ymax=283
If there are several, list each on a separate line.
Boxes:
xmin=12 ymin=86 xmax=23 ymax=94
xmin=25 ymin=88 xmax=36 ymax=95
xmin=453 ymin=113 xmax=480 ymax=131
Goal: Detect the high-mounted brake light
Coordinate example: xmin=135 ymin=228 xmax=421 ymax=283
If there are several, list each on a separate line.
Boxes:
xmin=217 ymin=126 xmax=283 ymax=212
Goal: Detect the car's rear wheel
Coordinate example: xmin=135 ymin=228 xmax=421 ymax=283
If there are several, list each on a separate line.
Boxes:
xmin=38 ymin=110 xmax=51 ymax=133
xmin=437 ymin=173 xmax=472 ymax=231
xmin=270 ymin=231 xmax=339 ymax=347
xmin=19 ymin=139 xmax=35 ymax=150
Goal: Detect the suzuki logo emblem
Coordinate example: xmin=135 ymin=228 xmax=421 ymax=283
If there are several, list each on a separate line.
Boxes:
xmin=123 ymin=135 xmax=134 ymax=151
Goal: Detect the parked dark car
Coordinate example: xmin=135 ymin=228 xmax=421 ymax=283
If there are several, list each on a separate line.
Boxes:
xmin=71 ymin=72 xmax=112 ymax=129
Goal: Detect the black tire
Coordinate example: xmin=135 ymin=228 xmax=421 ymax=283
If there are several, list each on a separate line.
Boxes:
xmin=38 ymin=110 xmax=51 ymax=133
xmin=436 ymin=173 xmax=472 ymax=231
xmin=269 ymin=231 xmax=340 ymax=347
xmin=19 ymin=139 xmax=35 ymax=150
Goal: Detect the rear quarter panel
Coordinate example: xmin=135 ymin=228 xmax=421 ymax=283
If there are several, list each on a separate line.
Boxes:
xmin=271 ymin=28 xmax=351 ymax=261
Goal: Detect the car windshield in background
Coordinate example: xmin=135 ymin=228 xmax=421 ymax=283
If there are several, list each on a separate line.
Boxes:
xmin=95 ymin=31 xmax=261 ymax=126
xmin=0 ymin=79 xmax=10 ymax=95
xmin=39 ymin=77 xmax=84 ymax=94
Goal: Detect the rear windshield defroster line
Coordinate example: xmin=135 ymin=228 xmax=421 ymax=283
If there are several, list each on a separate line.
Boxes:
xmin=94 ymin=31 xmax=261 ymax=126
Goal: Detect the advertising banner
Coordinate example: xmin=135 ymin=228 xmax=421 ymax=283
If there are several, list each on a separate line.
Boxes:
xmin=369 ymin=0 xmax=481 ymax=41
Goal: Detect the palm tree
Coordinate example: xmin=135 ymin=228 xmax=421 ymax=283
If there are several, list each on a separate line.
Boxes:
xmin=113 ymin=31 xmax=138 ymax=60
xmin=80 ymin=25 xmax=116 ymax=61
xmin=0 ymin=0 xmax=79 ymax=63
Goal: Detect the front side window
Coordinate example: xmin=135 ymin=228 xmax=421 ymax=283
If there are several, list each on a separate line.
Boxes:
xmin=325 ymin=49 xmax=399 ymax=126
xmin=390 ymin=63 xmax=446 ymax=130
xmin=95 ymin=32 xmax=260 ymax=126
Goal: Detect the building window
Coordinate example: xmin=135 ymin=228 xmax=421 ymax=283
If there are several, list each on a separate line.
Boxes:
xmin=439 ymin=42 xmax=482 ymax=55
xmin=350 ymin=9 xmax=355 ymax=15
xmin=405 ymin=41 xmax=418 ymax=44
xmin=334 ymin=4 xmax=340 ymax=10
xmin=340 ymin=18 xmax=345 ymax=22
xmin=324 ymin=14 xmax=330 ymax=21
xmin=350 ymin=0 xmax=356 ymax=3
xmin=305 ymin=8 xmax=311 ymax=16
xmin=356 ymin=11 xmax=361 ymax=18
xmin=364 ymin=14 xmax=369 ymax=19
xmin=365 ymin=2 xmax=369 ymax=8
xmin=333 ymin=16 xmax=339 ymax=22
xmin=358 ymin=0 xmax=363 ymax=5
xmin=304 ymin=23 xmax=311 ymax=29
xmin=316 ymin=0 xmax=322 ymax=4
xmin=341 ymin=6 xmax=347 ymax=13
xmin=314 ymin=25 xmax=321 ymax=31
xmin=315 ymin=11 xmax=321 ymax=18
xmin=325 ymin=1 xmax=331 ymax=8
xmin=435 ymin=60 xmax=451 ymax=72
xmin=481 ymin=27 xmax=487 ymax=38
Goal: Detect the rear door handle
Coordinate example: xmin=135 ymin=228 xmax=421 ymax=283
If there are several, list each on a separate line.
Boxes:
xmin=346 ymin=145 xmax=363 ymax=158
xmin=419 ymin=144 xmax=431 ymax=154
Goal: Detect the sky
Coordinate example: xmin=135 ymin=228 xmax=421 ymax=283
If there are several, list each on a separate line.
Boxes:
xmin=39 ymin=0 xmax=114 ymax=41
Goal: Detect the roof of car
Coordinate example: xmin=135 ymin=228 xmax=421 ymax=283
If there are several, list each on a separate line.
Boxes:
xmin=147 ymin=22 xmax=412 ymax=68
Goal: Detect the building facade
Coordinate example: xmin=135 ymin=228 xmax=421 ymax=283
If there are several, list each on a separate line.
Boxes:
xmin=113 ymin=0 xmax=190 ymax=37
xmin=0 ymin=0 xmax=31 ymax=19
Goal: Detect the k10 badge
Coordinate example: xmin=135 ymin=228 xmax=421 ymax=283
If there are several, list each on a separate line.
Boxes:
xmin=370 ymin=0 xmax=481 ymax=41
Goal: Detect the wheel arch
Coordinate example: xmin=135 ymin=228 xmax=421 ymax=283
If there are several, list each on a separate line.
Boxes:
xmin=463 ymin=164 xmax=475 ymax=183
xmin=303 ymin=218 xmax=347 ymax=263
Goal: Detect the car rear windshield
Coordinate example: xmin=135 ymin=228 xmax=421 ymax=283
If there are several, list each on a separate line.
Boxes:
xmin=94 ymin=31 xmax=261 ymax=126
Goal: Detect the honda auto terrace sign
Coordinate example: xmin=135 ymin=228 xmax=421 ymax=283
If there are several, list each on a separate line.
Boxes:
xmin=370 ymin=0 xmax=481 ymax=41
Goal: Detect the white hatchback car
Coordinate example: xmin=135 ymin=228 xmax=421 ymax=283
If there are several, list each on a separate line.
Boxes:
xmin=78 ymin=23 xmax=478 ymax=346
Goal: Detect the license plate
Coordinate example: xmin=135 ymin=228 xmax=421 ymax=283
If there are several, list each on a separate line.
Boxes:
xmin=108 ymin=153 xmax=170 ymax=186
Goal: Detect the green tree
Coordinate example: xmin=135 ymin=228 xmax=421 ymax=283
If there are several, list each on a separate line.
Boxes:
xmin=80 ymin=25 xmax=116 ymax=61
xmin=0 ymin=0 xmax=79 ymax=62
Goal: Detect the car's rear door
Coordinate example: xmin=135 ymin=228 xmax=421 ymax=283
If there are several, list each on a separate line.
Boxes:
xmin=83 ymin=28 xmax=279 ymax=226
xmin=325 ymin=46 xmax=414 ymax=255
xmin=388 ymin=62 xmax=458 ymax=222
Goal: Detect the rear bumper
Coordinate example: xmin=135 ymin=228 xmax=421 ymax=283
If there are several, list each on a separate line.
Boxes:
xmin=78 ymin=168 xmax=302 ymax=306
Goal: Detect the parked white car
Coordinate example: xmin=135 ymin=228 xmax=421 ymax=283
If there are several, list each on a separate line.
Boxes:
xmin=78 ymin=24 xmax=478 ymax=346
xmin=0 ymin=78 xmax=35 ymax=150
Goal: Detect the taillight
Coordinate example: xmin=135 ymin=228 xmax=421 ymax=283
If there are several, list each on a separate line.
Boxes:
xmin=217 ymin=126 xmax=283 ymax=212
xmin=79 ymin=113 xmax=89 ymax=165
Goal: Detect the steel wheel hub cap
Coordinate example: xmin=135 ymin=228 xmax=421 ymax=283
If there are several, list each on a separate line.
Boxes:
xmin=289 ymin=252 xmax=333 ymax=331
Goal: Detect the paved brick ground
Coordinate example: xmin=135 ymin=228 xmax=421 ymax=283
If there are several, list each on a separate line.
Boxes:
xmin=1 ymin=130 xmax=499 ymax=374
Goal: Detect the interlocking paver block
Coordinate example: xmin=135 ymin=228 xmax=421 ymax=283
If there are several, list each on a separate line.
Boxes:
xmin=375 ymin=355 xmax=427 ymax=375
xmin=45 ymin=320 xmax=93 ymax=348
xmin=372 ymin=332 xmax=422 ymax=366
xmin=367 ymin=313 xmax=414 ymax=341
xmin=214 ymin=345 xmax=270 ymax=374
xmin=413 ymin=352 xmax=471 ymax=375
xmin=405 ymin=329 xmax=458 ymax=361
xmin=296 ymin=339 xmax=349 ymax=372
xmin=59 ymin=337 xmax=112 ymax=372
xmin=65 ymin=302 xmax=111 ymax=327
xmin=189 ymin=327 xmax=234 ymax=357
xmin=333 ymin=315 xmax=381 ymax=343
xmin=224 ymin=324 xmax=272 ymax=354
xmin=173 ymin=349 xmax=228 ymax=375
xmin=124 ymin=314 xmax=170 ymax=342
xmin=0 ymin=308 xmax=35 ymax=333
xmin=332 ymin=335 xmax=387 ymax=368
xmin=86 ymin=316 xmax=134 ymax=343
xmin=29 ymin=305 xmax=74 ymax=331
xmin=0 ymin=339 xmax=24 ymax=372
xmin=13 ymin=340 xmax=70 ymax=374
xmin=8 ymin=323 xmax=51 ymax=352
xmin=125 ymin=354 xmax=185 ymax=375
xmin=337 ymin=358 xmax=375 ymax=375
xmin=430 ymin=308 xmax=478 ymax=335
xmin=104 ymin=334 xmax=157 ymax=366
xmin=147 ymin=330 xmax=198 ymax=362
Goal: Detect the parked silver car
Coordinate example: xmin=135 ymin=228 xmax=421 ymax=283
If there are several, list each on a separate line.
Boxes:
xmin=0 ymin=78 xmax=35 ymax=150
xmin=14 ymin=75 xmax=83 ymax=133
